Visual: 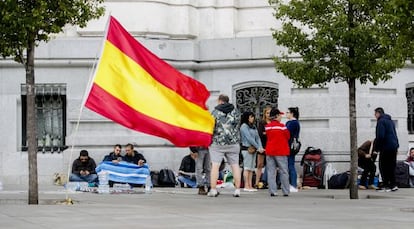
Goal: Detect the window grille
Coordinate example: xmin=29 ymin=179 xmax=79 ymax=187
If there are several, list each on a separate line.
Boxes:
xmin=235 ymin=86 xmax=279 ymax=120
xmin=406 ymin=86 xmax=414 ymax=134
xmin=21 ymin=84 xmax=67 ymax=153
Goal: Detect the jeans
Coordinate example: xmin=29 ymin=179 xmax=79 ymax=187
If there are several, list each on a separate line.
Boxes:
xmin=288 ymin=154 xmax=297 ymax=187
xmin=196 ymin=148 xmax=211 ymax=187
xmin=266 ymin=156 xmax=289 ymax=195
xmin=177 ymin=176 xmax=197 ymax=188
xmin=69 ymin=173 xmax=98 ymax=183
xmin=358 ymin=158 xmax=376 ymax=186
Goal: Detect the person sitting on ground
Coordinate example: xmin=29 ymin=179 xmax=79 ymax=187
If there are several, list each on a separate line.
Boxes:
xmin=357 ymin=140 xmax=378 ymax=190
xmin=406 ymin=148 xmax=414 ymax=187
xmin=69 ymin=150 xmax=98 ymax=184
xmin=177 ymin=151 xmax=197 ymax=188
xmin=102 ymin=144 xmax=123 ymax=163
xmin=123 ymin=143 xmax=146 ymax=166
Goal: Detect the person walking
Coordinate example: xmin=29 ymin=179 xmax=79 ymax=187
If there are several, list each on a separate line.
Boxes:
xmin=208 ymin=94 xmax=242 ymax=197
xmin=240 ymin=111 xmax=264 ymax=192
xmin=265 ymin=108 xmax=290 ymax=197
xmin=374 ymin=107 xmax=399 ymax=192
xmin=286 ymin=107 xmax=300 ymax=192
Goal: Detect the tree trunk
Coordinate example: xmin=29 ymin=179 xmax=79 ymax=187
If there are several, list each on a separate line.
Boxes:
xmin=26 ymin=41 xmax=38 ymax=205
xmin=348 ymin=78 xmax=358 ymax=199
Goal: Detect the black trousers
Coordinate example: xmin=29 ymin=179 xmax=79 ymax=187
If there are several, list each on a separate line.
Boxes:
xmin=358 ymin=158 xmax=376 ymax=186
xmin=378 ymin=150 xmax=397 ymax=188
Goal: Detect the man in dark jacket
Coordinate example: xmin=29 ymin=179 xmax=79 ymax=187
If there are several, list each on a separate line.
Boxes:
xmin=374 ymin=107 xmax=399 ymax=192
xmin=102 ymin=144 xmax=123 ymax=163
xmin=69 ymin=150 xmax=98 ymax=183
xmin=124 ymin=143 xmax=146 ymax=166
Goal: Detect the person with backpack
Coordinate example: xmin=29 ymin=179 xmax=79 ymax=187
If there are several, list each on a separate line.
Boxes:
xmin=286 ymin=107 xmax=300 ymax=192
xmin=374 ymin=107 xmax=399 ymax=192
xmin=265 ymin=108 xmax=290 ymax=197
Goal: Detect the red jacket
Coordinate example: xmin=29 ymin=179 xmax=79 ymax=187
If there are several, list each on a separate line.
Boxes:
xmin=265 ymin=120 xmax=290 ymax=156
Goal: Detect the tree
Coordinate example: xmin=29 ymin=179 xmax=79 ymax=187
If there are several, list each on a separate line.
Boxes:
xmin=0 ymin=0 xmax=104 ymax=204
xmin=269 ymin=0 xmax=413 ymax=199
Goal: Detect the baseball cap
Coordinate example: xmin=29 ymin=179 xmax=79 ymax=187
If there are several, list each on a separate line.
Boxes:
xmin=270 ymin=108 xmax=284 ymax=117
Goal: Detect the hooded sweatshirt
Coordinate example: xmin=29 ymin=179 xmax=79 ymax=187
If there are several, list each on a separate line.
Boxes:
xmin=374 ymin=113 xmax=399 ymax=152
xmin=211 ymin=103 xmax=241 ymax=145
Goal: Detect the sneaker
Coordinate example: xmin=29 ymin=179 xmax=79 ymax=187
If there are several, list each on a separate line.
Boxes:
xmin=368 ymin=185 xmax=378 ymax=190
xmin=233 ymin=189 xmax=240 ymax=197
xmin=358 ymin=185 xmax=367 ymax=190
xmin=283 ymin=194 xmax=289 ymax=197
xmin=378 ymin=187 xmax=392 ymax=192
xmin=391 ymin=186 xmax=399 ymax=192
xmin=198 ymin=186 xmax=208 ymax=195
xmin=290 ymin=185 xmax=298 ymax=193
xmin=270 ymin=193 xmax=278 ymax=197
xmin=207 ymin=189 xmax=219 ymax=197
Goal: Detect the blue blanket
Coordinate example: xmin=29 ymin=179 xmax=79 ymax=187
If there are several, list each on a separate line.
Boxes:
xmin=95 ymin=161 xmax=150 ymax=184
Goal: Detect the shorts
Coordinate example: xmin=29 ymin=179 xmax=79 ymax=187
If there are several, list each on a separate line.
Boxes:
xmin=241 ymin=150 xmax=256 ymax=171
xmin=209 ymin=144 xmax=240 ymax=165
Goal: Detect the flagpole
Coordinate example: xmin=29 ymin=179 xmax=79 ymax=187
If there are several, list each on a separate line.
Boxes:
xmin=64 ymin=15 xmax=113 ymax=202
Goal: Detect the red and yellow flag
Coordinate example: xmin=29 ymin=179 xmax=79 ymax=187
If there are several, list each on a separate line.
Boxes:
xmin=85 ymin=16 xmax=214 ymax=147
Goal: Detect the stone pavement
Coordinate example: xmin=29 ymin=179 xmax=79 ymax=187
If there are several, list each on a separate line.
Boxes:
xmin=0 ymin=185 xmax=413 ymax=229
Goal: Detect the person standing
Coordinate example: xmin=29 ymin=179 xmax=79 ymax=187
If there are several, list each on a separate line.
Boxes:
xmin=208 ymin=94 xmax=242 ymax=197
xmin=265 ymin=108 xmax=290 ymax=197
xmin=256 ymin=106 xmax=272 ymax=188
xmin=374 ymin=107 xmax=399 ymax=192
xmin=240 ymin=111 xmax=264 ymax=192
xmin=286 ymin=107 xmax=300 ymax=192
xmin=358 ymin=140 xmax=378 ymax=190
xmin=189 ymin=146 xmax=211 ymax=195
xmin=69 ymin=150 xmax=98 ymax=184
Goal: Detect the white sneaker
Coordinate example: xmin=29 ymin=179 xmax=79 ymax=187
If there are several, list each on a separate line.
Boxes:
xmin=290 ymin=185 xmax=298 ymax=193
xmin=207 ymin=189 xmax=219 ymax=197
xmin=233 ymin=189 xmax=240 ymax=197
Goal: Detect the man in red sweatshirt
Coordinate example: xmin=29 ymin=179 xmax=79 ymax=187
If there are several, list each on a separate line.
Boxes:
xmin=265 ymin=108 xmax=290 ymax=197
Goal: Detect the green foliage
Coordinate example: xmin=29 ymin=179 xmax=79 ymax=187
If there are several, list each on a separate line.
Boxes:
xmin=269 ymin=0 xmax=413 ymax=87
xmin=0 ymin=0 xmax=105 ymax=63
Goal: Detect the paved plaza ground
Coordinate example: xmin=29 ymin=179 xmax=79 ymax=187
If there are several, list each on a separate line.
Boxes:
xmin=0 ymin=185 xmax=413 ymax=229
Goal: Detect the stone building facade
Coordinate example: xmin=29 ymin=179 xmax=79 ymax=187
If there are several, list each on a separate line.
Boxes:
xmin=0 ymin=0 xmax=413 ymax=186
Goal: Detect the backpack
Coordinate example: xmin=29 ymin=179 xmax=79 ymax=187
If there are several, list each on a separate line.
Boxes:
xmin=301 ymin=147 xmax=325 ymax=188
xmin=158 ymin=169 xmax=176 ymax=187
xmin=328 ymin=172 xmax=350 ymax=189
xmin=395 ymin=161 xmax=410 ymax=188
xmin=150 ymin=170 xmax=160 ymax=187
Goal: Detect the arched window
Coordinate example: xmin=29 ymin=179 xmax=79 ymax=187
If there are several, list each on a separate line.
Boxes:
xmin=406 ymin=83 xmax=414 ymax=134
xmin=233 ymin=81 xmax=279 ymax=120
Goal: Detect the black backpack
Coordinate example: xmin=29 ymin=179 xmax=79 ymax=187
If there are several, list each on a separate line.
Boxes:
xmin=328 ymin=172 xmax=350 ymax=189
xmin=158 ymin=169 xmax=176 ymax=187
xmin=395 ymin=161 xmax=410 ymax=188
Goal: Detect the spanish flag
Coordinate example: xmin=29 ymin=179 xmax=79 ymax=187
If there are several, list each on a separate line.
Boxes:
xmin=85 ymin=16 xmax=214 ymax=147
